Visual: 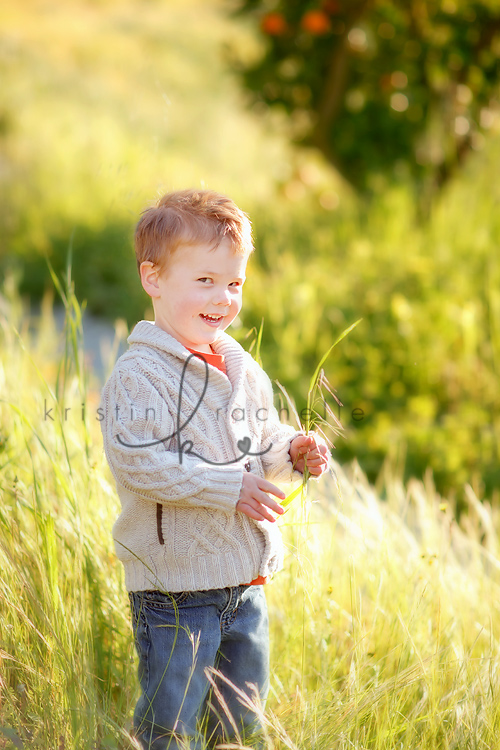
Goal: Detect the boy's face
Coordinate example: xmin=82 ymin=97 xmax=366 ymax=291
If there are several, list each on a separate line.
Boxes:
xmin=142 ymin=238 xmax=249 ymax=354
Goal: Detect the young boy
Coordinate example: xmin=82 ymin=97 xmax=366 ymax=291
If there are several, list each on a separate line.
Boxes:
xmin=100 ymin=189 xmax=329 ymax=749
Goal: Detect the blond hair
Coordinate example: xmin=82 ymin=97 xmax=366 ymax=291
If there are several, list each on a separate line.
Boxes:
xmin=134 ymin=189 xmax=253 ymax=273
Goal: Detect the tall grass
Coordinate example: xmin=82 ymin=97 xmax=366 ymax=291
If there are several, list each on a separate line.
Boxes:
xmin=2 ymin=282 xmax=500 ymax=748
xmin=0 ymin=276 xmax=135 ymax=748
xmin=270 ymin=465 xmax=500 ymax=748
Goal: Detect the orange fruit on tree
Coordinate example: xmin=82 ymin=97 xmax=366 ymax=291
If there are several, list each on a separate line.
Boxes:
xmin=301 ymin=10 xmax=332 ymax=34
xmin=261 ymin=12 xmax=288 ymax=35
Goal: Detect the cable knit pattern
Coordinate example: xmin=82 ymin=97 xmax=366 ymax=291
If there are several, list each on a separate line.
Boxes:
xmin=100 ymin=321 xmax=302 ymax=593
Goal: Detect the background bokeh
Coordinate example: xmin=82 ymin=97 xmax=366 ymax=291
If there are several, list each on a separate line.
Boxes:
xmin=2 ymin=0 xmax=500 ymax=502
xmin=4 ymin=4 xmax=500 ymax=747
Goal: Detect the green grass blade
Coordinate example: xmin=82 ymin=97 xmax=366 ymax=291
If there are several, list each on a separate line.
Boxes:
xmin=281 ymin=483 xmax=306 ymax=509
xmin=307 ymin=318 xmax=362 ymax=397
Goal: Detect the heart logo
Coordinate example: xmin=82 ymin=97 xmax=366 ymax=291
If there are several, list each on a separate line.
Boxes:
xmin=237 ymin=436 xmax=251 ymax=454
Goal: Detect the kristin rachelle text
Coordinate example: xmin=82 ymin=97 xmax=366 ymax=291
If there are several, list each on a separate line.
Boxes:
xmin=42 ymin=400 xmax=365 ymax=424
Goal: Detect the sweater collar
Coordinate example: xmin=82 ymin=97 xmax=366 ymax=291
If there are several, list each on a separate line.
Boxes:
xmin=127 ymin=320 xmax=246 ymax=381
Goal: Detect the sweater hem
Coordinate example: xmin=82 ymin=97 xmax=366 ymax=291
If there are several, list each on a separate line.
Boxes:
xmin=121 ymin=547 xmax=276 ymax=593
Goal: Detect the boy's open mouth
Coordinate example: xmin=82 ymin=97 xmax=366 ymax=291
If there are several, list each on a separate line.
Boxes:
xmin=200 ymin=313 xmax=224 ymax=324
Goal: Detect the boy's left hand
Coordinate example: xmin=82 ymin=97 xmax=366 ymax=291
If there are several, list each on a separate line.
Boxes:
xmin=289 ymin=434 xmax=329 ymax=477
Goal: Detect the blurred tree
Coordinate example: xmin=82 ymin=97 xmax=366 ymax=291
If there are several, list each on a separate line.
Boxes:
xmin=229 ymin=0 xmax=500 ymax=192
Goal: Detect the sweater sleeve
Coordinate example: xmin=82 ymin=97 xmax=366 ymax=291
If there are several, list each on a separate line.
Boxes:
xmin=245 ymin=357 xmax=303 ymax=483
xmin=246 ymin=356 xmax=331 ymax=483
xmin=100 ymin=363 xmax=244 ymax=512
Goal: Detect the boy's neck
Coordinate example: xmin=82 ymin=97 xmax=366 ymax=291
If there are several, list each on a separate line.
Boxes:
xmin=152 ymin=321 xmax=215 ymax=355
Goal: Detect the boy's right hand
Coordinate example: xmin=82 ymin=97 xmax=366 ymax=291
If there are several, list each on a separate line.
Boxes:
xmin=236 ymin=473 xmax=285 ymax=523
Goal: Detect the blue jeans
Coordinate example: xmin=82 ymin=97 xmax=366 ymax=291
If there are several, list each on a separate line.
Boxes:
xmin=129 ymin=585 xmax=270 ymax=749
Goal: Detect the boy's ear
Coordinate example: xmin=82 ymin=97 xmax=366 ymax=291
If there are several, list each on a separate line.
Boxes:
xmin=140 ymin=261 xmax=161 ymax=298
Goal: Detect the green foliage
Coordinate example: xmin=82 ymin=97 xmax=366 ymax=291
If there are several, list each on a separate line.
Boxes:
xmin=7 ymin=223 xmax=140 ymax=321
xmin=236 ymin=145 xmax=500 ymax=501
xmin=230 ymin=0 xmax=500 ymax=191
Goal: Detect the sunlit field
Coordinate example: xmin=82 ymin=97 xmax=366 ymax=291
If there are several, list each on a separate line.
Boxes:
xmin=2 ymin=0 xmax=500 ymax=746
xmin=2 ymin=287 xmax=500 ymax=749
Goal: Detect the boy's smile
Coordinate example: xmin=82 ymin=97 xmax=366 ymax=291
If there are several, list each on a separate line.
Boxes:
xmin=141 ymin=239 xmax=248 ymax=354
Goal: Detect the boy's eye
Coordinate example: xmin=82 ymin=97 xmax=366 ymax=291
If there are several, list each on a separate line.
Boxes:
xmin=197 ymin=277 xmax=212 ymax=284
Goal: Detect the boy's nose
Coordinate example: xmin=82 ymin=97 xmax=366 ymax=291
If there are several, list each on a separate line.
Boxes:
xmin=213 ymin=289 xmax=231 ymax=306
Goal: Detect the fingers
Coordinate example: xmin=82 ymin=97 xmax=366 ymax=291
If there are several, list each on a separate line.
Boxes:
xmin=257 ymin=477 xmax=286 ymax=500
xmin=297 ymin=448 xmax=328 ymax=465
xmin=237 ymin=497 xmax=284 ymax=522
xmin=292 ymin=434 xmax=327 ymax=457
xmin=237 ymin=499 xmax=281 ymax=523
xmin=236 ymin=501 xmax=263 ymax=522
xmin=250 ymin=488 xmax=285 ymax=517
xmin=304 ymin=447 xmax=328 ymax=465
xmin=237 ymin=474 xmax=285 ymax=522
xmin=296 ymin=438 xmax=329 ymax=476
xmin=306 ymin=463 xmax=327 ymax=476
xmin=292 ymin=434 xmax=314 ymax=455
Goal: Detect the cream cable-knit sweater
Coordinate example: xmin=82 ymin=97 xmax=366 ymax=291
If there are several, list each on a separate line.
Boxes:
xmin=100 ymin=321 xmax=302 ymax=593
